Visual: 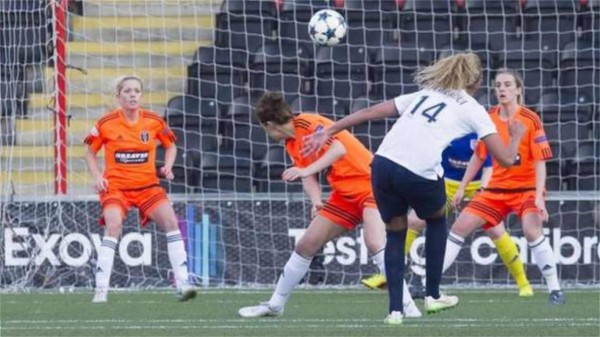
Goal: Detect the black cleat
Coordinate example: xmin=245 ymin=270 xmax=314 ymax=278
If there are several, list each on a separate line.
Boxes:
xmin=549 ymin=290 xmax=566 ymax=305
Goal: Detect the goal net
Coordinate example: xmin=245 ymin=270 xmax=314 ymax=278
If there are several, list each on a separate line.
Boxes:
xmin=0 ymin=0 xmax=598 ymax=290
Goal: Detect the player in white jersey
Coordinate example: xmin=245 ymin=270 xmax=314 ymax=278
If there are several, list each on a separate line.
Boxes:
xmin=303 ymin=53 xmax=526 ymax=325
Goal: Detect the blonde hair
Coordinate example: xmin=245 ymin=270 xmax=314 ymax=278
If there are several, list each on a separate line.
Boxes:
xmin=494 ymin=68 xmax=524 ymax=105
xmin=113 ymin=75 xmax=143 ymax=96
xmin=414 ymin=53 xmax=482 ymax=91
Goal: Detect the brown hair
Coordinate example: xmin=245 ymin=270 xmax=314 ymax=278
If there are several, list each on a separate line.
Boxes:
xmin=414 ymin=52 xmax=482 ymax=91
xmin=113 ymin=75 xmax=143 ymax=96
xmin=255 ymin=91 xmax=294 ymax=125
xmin=494 ymin=68 xmax=524 ymax=105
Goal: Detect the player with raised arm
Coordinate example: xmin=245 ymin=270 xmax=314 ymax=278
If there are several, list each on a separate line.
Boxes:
xmin=238 ymin=92 xmax=422 ymax=319
xmin=303 ymin=53 xmax=526 ymax=324
xmin=363 ymin=131 xmax=534 ymax=298
xmin=84 ymin=76 xmax=196 ymax=303
xmin=443 ymin=68 xmax=565 ymax=305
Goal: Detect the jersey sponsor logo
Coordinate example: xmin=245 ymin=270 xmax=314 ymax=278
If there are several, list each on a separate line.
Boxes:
xmin=448 ymin=157 xmax=469 ymax=169
xmin=534 ymin=135 xmax=548 ymax=144
xmin=115 ymin=151 xmax=149 ymax=164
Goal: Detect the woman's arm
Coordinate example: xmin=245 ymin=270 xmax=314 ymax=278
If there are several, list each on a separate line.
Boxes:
xmin=534 ymin=160 xmax=549 ymax=222
xmin=282 ymin=140 xmax=346 ymax=181
xmin=85 ymin=146 xmax=108 ymax=192
xmin=302 ymin=100 xmax=398 ymax=157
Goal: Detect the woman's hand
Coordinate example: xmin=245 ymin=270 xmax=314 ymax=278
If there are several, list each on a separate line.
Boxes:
xmin=282 ymin=167 xmax=308 ymax=181
xmin=535 ymin=196 xmax=549 ymax=222
xmin=159 ymin=166 xmax=174 ymax=180
xmin=93 ymin=173 xmax=109 ymax=193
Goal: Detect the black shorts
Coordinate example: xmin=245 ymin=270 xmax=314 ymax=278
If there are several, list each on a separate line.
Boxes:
xmin=371 ymin=155 xmax=446 ymax=223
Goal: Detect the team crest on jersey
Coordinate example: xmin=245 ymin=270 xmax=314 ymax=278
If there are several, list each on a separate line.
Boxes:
xmin=140 ymin=130 xmax=149 ymax=143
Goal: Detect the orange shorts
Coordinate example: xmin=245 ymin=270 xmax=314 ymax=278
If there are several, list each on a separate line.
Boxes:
xmin=464 ymin=189 xmax=540 ymax=230
xmin=319 ymin=189 xmax=377 ymax=230
xmin=99 ymin=185 xmax=169 ymax=227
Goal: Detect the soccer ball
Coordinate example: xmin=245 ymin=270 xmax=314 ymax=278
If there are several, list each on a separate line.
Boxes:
xmin=308 ymin=9 xmax=347 ymax=47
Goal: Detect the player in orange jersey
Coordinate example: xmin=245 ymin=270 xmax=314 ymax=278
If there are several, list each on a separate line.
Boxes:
xmin=443 ymin=68 xmax=565 ymax=305
xmin=84 ymin=76 xmax=196 ymax=303
xmin=238 ymin=92 xmax=421 ymax=318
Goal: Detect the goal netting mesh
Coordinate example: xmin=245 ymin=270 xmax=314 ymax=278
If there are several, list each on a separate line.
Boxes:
xmin=0 ymin=0 xmax=598 ymax=290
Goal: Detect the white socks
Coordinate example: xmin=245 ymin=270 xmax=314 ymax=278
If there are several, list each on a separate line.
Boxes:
xmin=269 ymin=251 xmax=312 ymax=310
xmin=95 ymin=236 xmax=117 ymax=290
xmin=372 ymin=248 xmax=386 ymax=276
xmin=529 ymin=235 xmax=561 ymax=292
xmin=166 ymin=230 xmax=190 ymax=288
xmin=443 ymin=231 xmax=465 ymax=273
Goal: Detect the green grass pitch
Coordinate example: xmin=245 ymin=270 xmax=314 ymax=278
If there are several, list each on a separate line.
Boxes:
xmin=1 ymin=289 xmax=598 ymax=336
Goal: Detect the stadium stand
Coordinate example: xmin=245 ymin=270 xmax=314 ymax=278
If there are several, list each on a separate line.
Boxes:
xmin=0 ymin=0 xmax=598 ymax=195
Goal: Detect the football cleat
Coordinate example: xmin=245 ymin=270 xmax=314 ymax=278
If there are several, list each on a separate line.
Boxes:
xmin=424 ymin=294 xmax=459 ymax=314
xmin=549 ymin=290 xmax=566 ymax=305
xmin=361 ymin=273 xmax=386 ymax=289
xmin=239 ymin=302 xmax=284 ymax=318
xmin=383 ymin=311 xmax=403 ymax=325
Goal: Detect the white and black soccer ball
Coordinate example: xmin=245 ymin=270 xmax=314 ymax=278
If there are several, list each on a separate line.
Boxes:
xmin=308 ymin=9 xmax=347 ymax=47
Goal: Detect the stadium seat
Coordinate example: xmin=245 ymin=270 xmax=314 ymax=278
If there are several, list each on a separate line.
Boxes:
xmin=186 ymin=46 xmax=246 ymax=109
xmin=537 ymin=90 xmax=594 ymax=124
xmin=315 ymin=44 xmax=369 ymax=103
xmin=521 ymin=0 xmax=579 ymax=49
xmin=566 ymin=140 xmax=599 ymax=191
xmin=0 ymin=26 xmax=48 ymax=65
xmin=343 ymin=0 xmax=397 ymax=48
xmin=155 ymin=143 xmax=194 ymax=193
xmin=496 ymin=39 xmax=557 ymax=106
xmin=457 ymin=0 xmax=519 ymax=52
xmin=0 ymin=69 xmax=27 ymax=117
xmin=198 ymin=151 xmax=254 ymax=193
xmin=352 ymin=120 xmax=392 ymax=153
xmin=349 ymin=96 xmax=389 ymax=151
xmin=249 ymin=41 xmax=311 ymax=99
xmin=255 ymin=145 xmax=303 ymax=193
xmin=0 ymin=0 xmax=49 ymax=25
xmin=278 ymin=0 xmax=332 ymax=48
xmin=581 ymin=0 xmax=599 ymax=42
xmin=316 ymin=97 xmax=349 ymax=120
xmin=372 ymin=41 xmax=435 ymax=99
xmin=474 ymin=88 xmax=498 ymax=108
xmin=222 ymin=95 xmax=269 ymax=161
xmin=165 ymin=95 xmax=219 ymax=130
xmin=398 ymin=0 xmax=454 ymax=49
xmin=349 ymin=95 xmax=384 ymax=113
xmin=214 ymin=0 xmax=277 ymax=52
xmin=545 ymin=140 xmax=565 ymax=190
xmin=290 ymin=95 xmax=317 ymax=113
xmin=559 ymin=40 xmax=600 ymax=99
xmin=438 ymin=42 xmax=493 ymax=86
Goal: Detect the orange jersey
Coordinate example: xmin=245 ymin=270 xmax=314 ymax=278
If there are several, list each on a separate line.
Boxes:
xmin=285 ymin=113 xmax=373 ymax=196
xmin=84 ymin=108 xmax=176 ymax=190
xmin=475 ymin=106 xmax=552 ymax=190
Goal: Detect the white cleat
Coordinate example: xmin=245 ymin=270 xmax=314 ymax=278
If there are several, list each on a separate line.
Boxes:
xmin=238 ymin=302 xmax=283 ymax=318
xmin=177 ymin=284 xmax=197 ymax=302
xmin=403 ymin=300 xmax=423 ymax=318
xmin=384 ymin=310 xmax=403 ymax=325
xmin=92 ymin=289 xmax=108 ymax=303
xmin=424 ymin=294 xmax=459 ymax=314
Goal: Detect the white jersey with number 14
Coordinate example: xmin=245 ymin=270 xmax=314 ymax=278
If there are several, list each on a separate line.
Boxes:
xmin=376 ymin=89 xmax=497 ymax=180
